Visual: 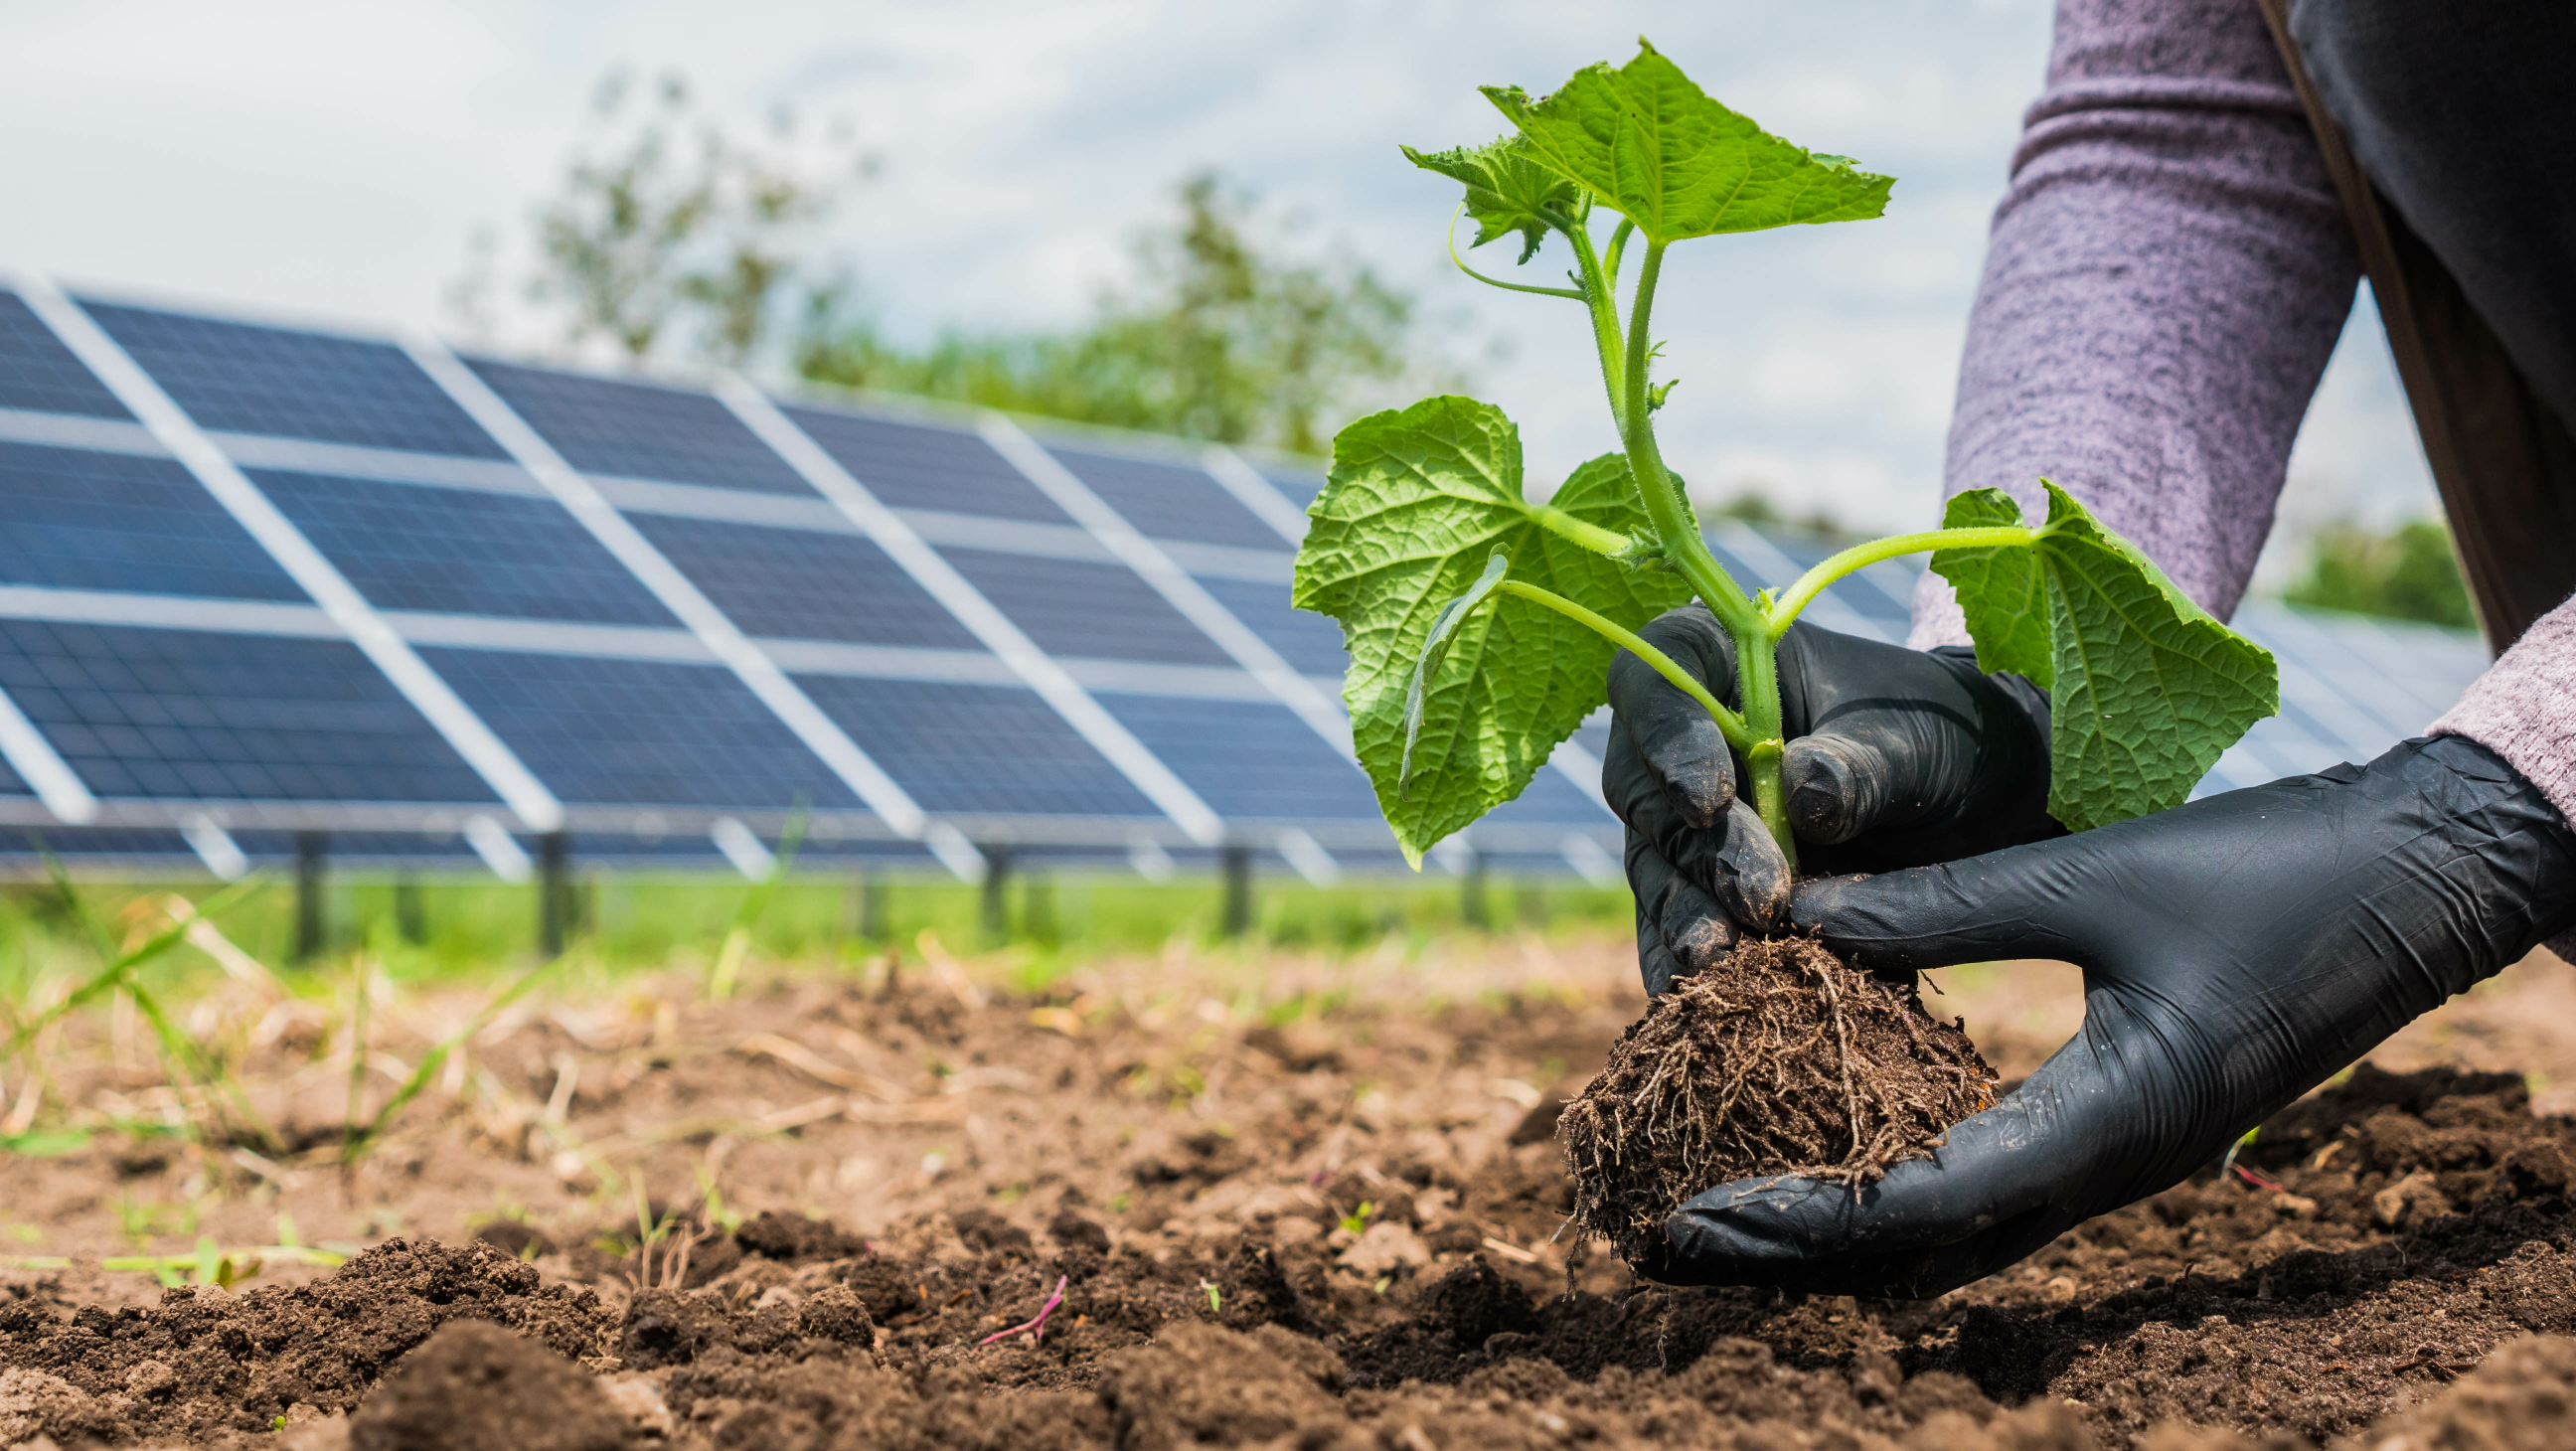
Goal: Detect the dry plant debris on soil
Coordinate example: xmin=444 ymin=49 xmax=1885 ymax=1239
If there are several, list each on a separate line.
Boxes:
xmin=1558 ymin=938 xmax=1996 ymax=1253
xmin=1 ymin=936 xmax=2575 ymax=1447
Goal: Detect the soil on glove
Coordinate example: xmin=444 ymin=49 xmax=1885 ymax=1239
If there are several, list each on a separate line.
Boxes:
xmin=1557 ymin=937 xmax=1996 ymax=1251
xmin=2 ymin=936 xmax=2576 ymax=1448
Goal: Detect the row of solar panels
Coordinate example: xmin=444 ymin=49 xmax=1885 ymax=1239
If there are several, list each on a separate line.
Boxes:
xmin=0 ymin=275 xmax=2491 ymax=884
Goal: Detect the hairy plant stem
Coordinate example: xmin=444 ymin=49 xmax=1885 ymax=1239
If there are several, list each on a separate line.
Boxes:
xmin=1548 ymin=217 xmax=2042 ymax=869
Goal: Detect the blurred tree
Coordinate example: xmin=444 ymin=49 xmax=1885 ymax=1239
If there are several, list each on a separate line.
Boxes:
xmin=794 ymin=171 xmax=1442 ymax=455
xmin=2285 ymin=519 xmax=2475 ymax=628
xmin=457 ymin=70 xmax=870 ymax=367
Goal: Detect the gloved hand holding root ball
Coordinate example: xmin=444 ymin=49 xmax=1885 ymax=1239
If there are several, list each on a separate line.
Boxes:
xmin=1293 ymin=38 xmax=2308 ymax=1294
xmin=1588 ymin=0 xmax=2576 ymax=1294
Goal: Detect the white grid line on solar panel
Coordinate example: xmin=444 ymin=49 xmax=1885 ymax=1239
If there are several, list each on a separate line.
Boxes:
xmin=718 ymin=378 xmax=1222 ymax=845
xmin=1202 ymin=445 xmax=1310 ymax=545
xmin=8 ymin=274 xmax=567 ymax=834
xmin=405 ymin=335 xmax=933 ymax=843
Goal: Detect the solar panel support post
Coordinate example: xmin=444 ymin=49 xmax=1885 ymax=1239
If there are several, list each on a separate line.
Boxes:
xmin=1220 ymin=845 xmax=1253 ymax=938
xmin=539 ymin=832 xmax=574 ymax=958
xmin=1461 ymin=847 xmax=1491 ymax=932
xmin=395 ymin=877 xmax=427 ymax=945
xmin=293 ymin=832 xmax=327 ymax=964
xmin=979 ymin=844 xmax=1012 ymax=945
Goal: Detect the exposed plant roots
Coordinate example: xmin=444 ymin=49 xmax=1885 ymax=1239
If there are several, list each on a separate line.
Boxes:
xmin=1558 ymin=937 xmax=1996 ymax=1250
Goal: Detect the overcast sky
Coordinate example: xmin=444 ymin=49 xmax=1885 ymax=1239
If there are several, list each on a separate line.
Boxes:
xmin=0 ymin=0 xmax=2438 ymax=583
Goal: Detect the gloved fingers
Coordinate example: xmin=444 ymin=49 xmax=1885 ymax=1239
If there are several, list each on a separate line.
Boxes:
xmin=1605 ymin=606 xmax=1739 ymax=830
xmin=1647 ymin=1082 xmax=2094 ymax=1297
xmin=1789 ymin=851 xmax=2088 ymax=976
xmin=1780 ymin=731 xmax=1896 ymax=847
xmin=1624 ymin=774 xmax=1792 ymax=937
xmin=1627 ymin=830 xmax=1736 ymax=997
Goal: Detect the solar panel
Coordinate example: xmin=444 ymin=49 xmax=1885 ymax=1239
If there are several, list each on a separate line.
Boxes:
xmin=0 ymin=620 xmax=499 ymax=803
xmin=783 ymin=405 xmax=1071 ymax=524
xmin=80 ymin=300 xmax=506 ymax=459
xmin=1048 ymin=443 xmax=1282 ymax=550
xmin=1190 ymin=573 xmax=1348 ymax=676
xmin=1089 ymin=693 xmax=1380 ymax=822
xmin=792 ymin=676 xmax=1160 ymax=819
xmin=624 ymin=512 xmax=980 ymax=649
xmin=466 ymin=359 xmax=815 ymax=496
xmin=0 ymin=442 xmax=307 ymax=600
xmin=254 ymin=469 xmax=678 ymax=625
xmin=0 ymin=282 xmax=2501 ymax=888
xmin=938 ymin=547 xmax=1236 ymax=667
xmin=415 ymin=648 xmax=860 ymax=811
xmin=0 ymin=292 xmax=130 ymax=419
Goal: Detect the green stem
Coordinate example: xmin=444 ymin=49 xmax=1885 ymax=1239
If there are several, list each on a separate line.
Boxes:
xmin=1493 ymin=580 xmax=1754 ymax=752
xmin=1520 ymin=502 xmax=1634 ymax=558
xmin=1766 ymin=526 xmax=2036 ymax=633
xmin=1614 ymin=242 xmax=1754 ymax=631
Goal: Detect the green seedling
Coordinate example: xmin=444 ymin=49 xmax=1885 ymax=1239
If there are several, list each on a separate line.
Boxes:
xmin=101 ymin=1236 xmax=344 ymax=1289
xmin=1292 ymin=40 xmax=2280 ymax=867
xmin=339 ymin=949 xmax=571 ymax=1169
xmin=1338 ymin=1201 xmax=1376 ymax=1236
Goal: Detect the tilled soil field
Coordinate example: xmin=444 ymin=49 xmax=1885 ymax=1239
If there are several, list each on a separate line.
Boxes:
xmin=4 ymin=934 xmax=2576 ymax=1448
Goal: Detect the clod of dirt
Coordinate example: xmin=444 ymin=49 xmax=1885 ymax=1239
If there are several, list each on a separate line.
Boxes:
xmin=348 ymin=1320 xmax=634 ymax=1451
xmin=732 ymin=1209 xmax=866 ymax=1263
xmin=1558 ymin=937 xmax=1996 ymax=1249
xmin=1048 ymin=1209 xmax=1112 ymax=1254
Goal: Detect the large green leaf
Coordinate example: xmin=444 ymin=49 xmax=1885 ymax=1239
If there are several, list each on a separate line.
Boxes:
xmin=1483 ymin=39 xmax=1893 ymax=245
xmin=1294 ymin=396 xmax=1691 ymax=864
xmin=1401 ymin=135 xmax=1585 ymax=264
xmin=1932 ymin=482 xmax=2280 ymax=832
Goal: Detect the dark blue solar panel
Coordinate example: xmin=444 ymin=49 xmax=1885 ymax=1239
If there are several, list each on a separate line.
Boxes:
xmin=0 ymin=749 xmax=23 ymax=794
xmin=0 ymin=442 xmax=305 ymax=601
xmin=254 ymin=470 xmax=674 ymax=625
xmin=80 ymin=301 xmax=505 ymax=458
xmin=1261 ymin=468 xmax=1324 ymax=509
xmin=941 ymin=548 xmax=1231 ymax=667
xmin=782 ymin=405 xmax=1071 ymax=524
xmin=626 ymin=513 xmax=978 ymax=649
xmin=1091 ymin=694 xmax=1378 ymax=820
xmin=0 ymin=292 xmax=130 ymax=419
xmin=466 ymin=360 xmax=813 ymax=495
xmin=419 ymin=649 xmax=860 ymax=810
xmin=0 ymin=622 xmax=499 ymax=803
xmin=793 ymin=676 xmax=1158 ymax=817
xmin=1483 ymin=765 xmax=1614 ymax=825
xmin=1050 ymin=444 xmax=1281 ymax=550
xmin=1193 ymin=574 xmax=1346 ymax=675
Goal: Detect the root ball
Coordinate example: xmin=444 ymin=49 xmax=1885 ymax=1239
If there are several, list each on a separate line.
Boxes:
xmin=1558 ymin=937 xmax=1997 ymax=1252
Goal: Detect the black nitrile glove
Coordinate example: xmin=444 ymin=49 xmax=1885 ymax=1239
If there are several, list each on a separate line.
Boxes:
xmin=1606 ymin=606 xmax=2061 ymax=996
xmin=1638 ymin=734 xmax=2576 ymax=1299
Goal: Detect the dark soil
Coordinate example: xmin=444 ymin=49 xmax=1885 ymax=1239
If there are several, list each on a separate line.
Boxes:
xmin=1557 ymin=937 xmax=1996 ymax=1251
xmin=3 ymin=954 xmax=2575 ymax=1448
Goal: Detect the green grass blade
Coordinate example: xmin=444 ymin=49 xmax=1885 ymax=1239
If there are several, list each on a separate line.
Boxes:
xmin=2 ymin=876 xmax=268 ymax=1059
xmin=348 ymin=950 xmax=571 ymax=1159
xmin=710 ymin=807 xmax=807 ymax=1001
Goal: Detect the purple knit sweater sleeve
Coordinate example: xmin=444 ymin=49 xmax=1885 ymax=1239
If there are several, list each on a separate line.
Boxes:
xmin=1908 ymin=0 xmax=2359 ymax=648
xmin=1915 ymin=0 xmax=2576 ymax=865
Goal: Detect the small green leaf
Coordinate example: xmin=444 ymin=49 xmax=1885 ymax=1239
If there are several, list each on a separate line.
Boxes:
xmin=1933 ymin=482 xmax=2280 ymax=831
xmin=1401 ymin=550 xmax=1511 ymax=794
xmin=1295 ymin=396 xmax=1691 ymax=865
xmin=1402 ymin=136 xmax=1585 ymax=264
xmin=1484 ymin=39 xmax=1893 ymax=245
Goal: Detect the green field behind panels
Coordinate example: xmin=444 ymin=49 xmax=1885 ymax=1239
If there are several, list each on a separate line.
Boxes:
xmin=0 ymin=870 xmax=1631 ymax=1001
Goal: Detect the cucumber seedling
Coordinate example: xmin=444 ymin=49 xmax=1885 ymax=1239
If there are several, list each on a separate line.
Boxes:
xmin=1292 ymin=40 xmax=2280 ymax=871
